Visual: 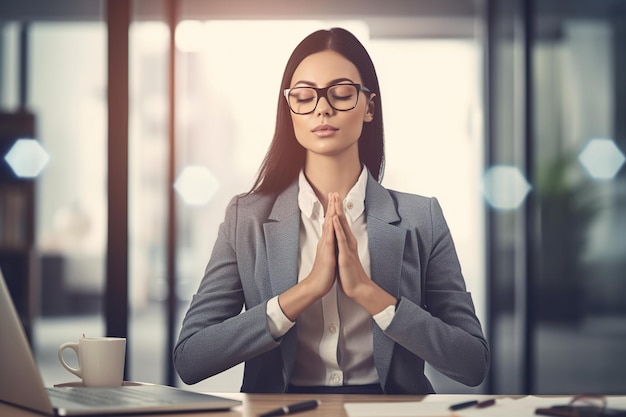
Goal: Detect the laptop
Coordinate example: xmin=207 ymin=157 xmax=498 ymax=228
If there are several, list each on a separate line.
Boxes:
xmin=0 ymin=270 xmax=242 ymax=415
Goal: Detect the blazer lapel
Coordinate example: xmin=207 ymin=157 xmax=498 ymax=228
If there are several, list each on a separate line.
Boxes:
xmin=262 ymin=181 xmax=301 ymax=389
xmin=263 ymin=181 xmax=301 ymax=297
xmin=365 ymin=175 xmax=407 ymax=388
xmin=365 ymin=174 xmax=405 ymax=300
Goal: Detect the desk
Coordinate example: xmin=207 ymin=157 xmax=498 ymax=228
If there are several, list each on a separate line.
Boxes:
xmin=0 ymin=393 xmax=428 ymax=417
xmin=4 ymin=392 xmax=626 ymax=417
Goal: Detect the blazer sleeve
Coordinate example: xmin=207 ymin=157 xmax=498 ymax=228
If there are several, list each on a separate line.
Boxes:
xmin=383 ymin=197 xmax=489 ymax=387
xmin=173 ymin=196 xmax=280 ymax=385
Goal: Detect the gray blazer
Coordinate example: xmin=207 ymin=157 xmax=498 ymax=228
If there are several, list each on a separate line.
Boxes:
xmin=173 ymin=173 xmax=489 ymax=394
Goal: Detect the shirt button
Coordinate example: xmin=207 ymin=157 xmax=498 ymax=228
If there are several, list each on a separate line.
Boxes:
xmin=346 ymin=201 xmax=354 ymax=210
xmin=330 ymin=374 xmax=341 ymax=384
xmin=328 ymin=324 xmax=336 ymax=334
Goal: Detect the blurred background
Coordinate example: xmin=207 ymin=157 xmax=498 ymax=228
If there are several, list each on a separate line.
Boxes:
xmin=0 ymin=0 xmax=624 ymax=395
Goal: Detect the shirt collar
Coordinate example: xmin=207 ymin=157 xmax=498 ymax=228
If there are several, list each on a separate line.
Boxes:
xmin=298 ymin=166 xmax=368 ymax=223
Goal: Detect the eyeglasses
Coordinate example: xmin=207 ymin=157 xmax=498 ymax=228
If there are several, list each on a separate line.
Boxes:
xmin=536 ymin=394 xmax=608 ymax=417
xmin=283 ymin=83 xmax=371 ymax=115
xmin=567 ymin=395 xmax=607 ymax=417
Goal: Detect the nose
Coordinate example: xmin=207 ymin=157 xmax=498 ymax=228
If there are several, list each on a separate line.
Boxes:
xmin=316 ymin=95 xmax=334 ymax=116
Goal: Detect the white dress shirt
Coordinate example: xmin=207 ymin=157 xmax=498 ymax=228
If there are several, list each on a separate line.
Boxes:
xmin=266 ymin=167 xmax=395 ymax=387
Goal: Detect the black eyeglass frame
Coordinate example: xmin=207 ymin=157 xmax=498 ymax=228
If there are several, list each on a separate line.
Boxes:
xmin=283 ymin=83 xmax=372 ymax=115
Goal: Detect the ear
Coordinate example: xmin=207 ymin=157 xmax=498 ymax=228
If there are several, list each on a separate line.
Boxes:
xmin=363 ymin=93 xmax=376 ymax=123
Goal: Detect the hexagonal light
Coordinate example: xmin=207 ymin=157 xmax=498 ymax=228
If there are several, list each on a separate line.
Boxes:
xmin=4 ymin=138 xmax=50 ymax=178
xmin=174 ymin=165 xmax=219 ymax=206
xmin=482 ymin=165 xmax=532 ymax=210
xmin=578 ymin=138 xmax=625 ymax=180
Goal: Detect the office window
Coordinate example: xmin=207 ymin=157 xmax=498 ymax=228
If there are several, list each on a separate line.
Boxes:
xmin=28 ymin=22 xmax=107 ymax=386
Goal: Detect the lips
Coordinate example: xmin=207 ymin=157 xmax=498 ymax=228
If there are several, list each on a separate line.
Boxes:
xmin=312 ymin=124 xmax=339 ymax=137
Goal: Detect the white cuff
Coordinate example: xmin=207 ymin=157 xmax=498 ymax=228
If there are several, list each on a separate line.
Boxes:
xmin=266 ymin=296 xmax=295 ymax=338
xmin=373 ymin=304 xmax=396 ymax=331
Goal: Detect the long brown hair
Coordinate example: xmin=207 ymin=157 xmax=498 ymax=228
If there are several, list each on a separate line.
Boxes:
xmin=249 ymin=27 xmax=385 ymax=194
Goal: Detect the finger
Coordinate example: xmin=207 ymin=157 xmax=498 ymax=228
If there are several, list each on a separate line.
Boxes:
xmin=333 ymin=195 xmax=353 ymax=243
xmin=326 ymin=192 xmax=336 ymax=218
xmin=316 ymin=222 xmax=337 ymax=278
xmin=333 ymin=215 xmax=348 ymax=249
xmin=321 ymin=215 xmax=336 ymax=249
xmin=334 ymin=194 xmax=348 ymax=222
xmin=319 ymin=194 xmax=337 ymax=255
xmin=333 ymin=193 xmax=344 ymax=215
xmin=321 ymin=193 xmax=335 ymax=230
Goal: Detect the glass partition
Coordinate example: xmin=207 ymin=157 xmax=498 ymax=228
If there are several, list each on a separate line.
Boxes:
xmin=532 ymin=0 xmax=626 ymax=393
xmin=488 ymin=0 xmax=626 ymax=394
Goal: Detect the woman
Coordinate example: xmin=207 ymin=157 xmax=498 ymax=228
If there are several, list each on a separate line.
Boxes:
xmin=174 ymin=27 xmax=489 ymax=394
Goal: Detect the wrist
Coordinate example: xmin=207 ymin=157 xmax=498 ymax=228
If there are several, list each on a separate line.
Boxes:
xmin=302 ymin=273 xmax=332 ymax=299
xmin=279 ymin=277 xmax=327 ymax=321
xmin=350 ymin=281 xmax=396 ymax=316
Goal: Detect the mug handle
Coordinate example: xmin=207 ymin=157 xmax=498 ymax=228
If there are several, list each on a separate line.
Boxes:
xmin=58 ymin=342 xmax=82 ymax=378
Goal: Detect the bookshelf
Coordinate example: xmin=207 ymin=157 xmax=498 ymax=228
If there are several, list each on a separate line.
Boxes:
xmin=0 ymin=111 xmax=37 ymax=344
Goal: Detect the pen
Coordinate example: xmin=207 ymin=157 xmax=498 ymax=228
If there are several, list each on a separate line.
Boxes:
xmin=535 ymin=407 xmax=574 ymax=417
xmin=476 ymin=399 xmax=496 ymax=408
xmin=259 ymin=399 xmax=321 ymax=417
xmin=449 ymin=400 xmax=478 ymax=411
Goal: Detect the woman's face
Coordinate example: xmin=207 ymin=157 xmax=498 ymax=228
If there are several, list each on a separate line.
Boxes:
xmin=288 ymin=50 xmax=374 ymax=160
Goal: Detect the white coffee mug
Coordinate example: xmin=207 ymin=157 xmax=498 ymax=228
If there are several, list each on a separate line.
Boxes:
xmin=58 ymin=337 xmax=126 ymax=387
